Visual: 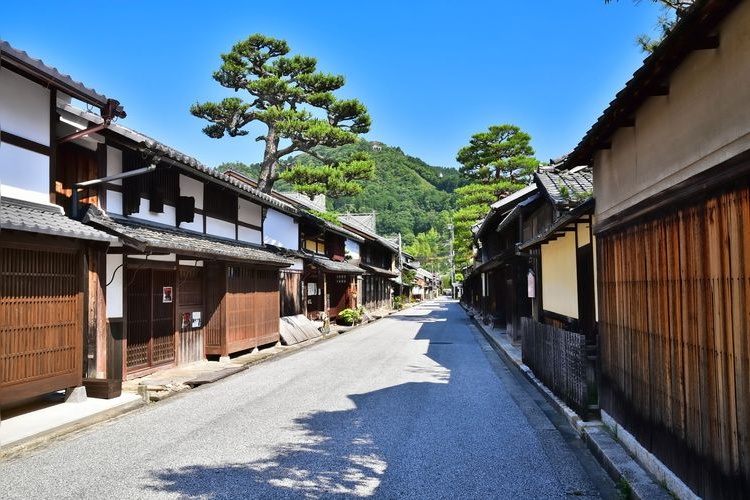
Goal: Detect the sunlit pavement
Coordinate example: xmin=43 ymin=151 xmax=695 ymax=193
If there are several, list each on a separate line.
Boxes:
xmin=0 ymin=299 xmax=617 ymax=499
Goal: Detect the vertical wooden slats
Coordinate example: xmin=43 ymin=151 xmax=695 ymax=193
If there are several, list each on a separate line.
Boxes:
xmin=0 ymin=244 xmax=82 ymax=404
xmin=599 ymin=184 xmax=750 ymax=498
xmin=521 ymin=317 xmax=591 ymax=418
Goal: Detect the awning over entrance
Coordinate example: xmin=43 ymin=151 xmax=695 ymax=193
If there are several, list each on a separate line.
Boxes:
xmin=307 ymin=256 xmax=364 ymax=274
xmin=359 ymin=262 xmax=399 ymax=278
xmin=83 ymin=206 xmax=293 ymax=266
xmin=1 ymin=198 xmax=117 ymax=242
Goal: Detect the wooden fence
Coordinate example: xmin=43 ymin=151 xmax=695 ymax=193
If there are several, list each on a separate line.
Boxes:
xmin=598 ymin=186 xmax=750 ymax=499
xmin=520 ymin=317 xmax=592 ymax=419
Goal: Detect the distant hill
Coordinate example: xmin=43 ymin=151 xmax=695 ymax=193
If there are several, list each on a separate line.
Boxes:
xmin=216 ymin=140 xmax=465 ymax=245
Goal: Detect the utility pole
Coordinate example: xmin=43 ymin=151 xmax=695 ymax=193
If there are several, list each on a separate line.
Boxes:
xmin=447 ymin=223 xmax=455 ymax=298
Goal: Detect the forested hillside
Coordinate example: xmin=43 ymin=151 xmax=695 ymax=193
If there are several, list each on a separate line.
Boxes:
xmin=216 ymin=140 xmax=465 ymax=245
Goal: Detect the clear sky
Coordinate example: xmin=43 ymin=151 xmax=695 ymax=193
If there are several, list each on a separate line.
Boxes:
xmin=1 ymin=1 xmax=662 ymax=170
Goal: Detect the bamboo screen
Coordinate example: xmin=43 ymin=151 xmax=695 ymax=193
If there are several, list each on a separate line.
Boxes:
xmin=598 ymin=187 xmax=750 ymax=498
xmin=1 ymin=246 xmax=82 ymax=403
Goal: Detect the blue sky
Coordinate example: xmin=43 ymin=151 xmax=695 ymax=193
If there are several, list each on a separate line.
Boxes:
xmin=1 ymin=1 xmax=662 ymax=169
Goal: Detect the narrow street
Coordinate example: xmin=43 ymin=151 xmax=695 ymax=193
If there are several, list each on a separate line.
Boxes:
xmin=0 ymin=300 xmax=616 ymax=499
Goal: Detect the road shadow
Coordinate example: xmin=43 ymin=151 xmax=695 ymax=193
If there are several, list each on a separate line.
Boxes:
xmin=143 ymin=301 xmax=587 ymax=499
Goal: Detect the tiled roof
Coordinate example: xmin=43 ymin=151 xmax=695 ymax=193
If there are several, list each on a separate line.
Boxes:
xmin=535 ymin=167 xmax=593 ymax=209
xmin=308 ymin=256 xmax=364 ymax=274
xmin=1 ymin=198 xmax=117 ymax=242
xmin=82 ymin=206 xmax=292 ymax=266
xmin=359 ymin=263 xmax=399 ymax=278
xmin=339 ymin=214 xmax=399 ymax=252
xmin=57 ymin=102 xmax=300 ymax=217
xmin=1 ymin=40 xmax=111 ymax=109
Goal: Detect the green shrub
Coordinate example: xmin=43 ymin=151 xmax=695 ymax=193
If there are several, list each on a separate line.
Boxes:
xmin=393 ymin=295 xmax=405 ymax=310
xmin=337 ymin=308 xmax=361 ymax=326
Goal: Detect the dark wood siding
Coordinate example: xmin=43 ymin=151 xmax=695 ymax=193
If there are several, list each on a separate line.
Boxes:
xmin=177 ymin=266 xmax=204 ymax=364
xmin=205 ymin=264 xmax=280 ymax=356
xmin=281 ymin=270 xmax=303 ymax=317
xmin=125 ymin=267 xmax=176 ymax=373
xmin=0 ymin=241 xmax=83 ymax=405
xmin=598 ymin=185 xmax=750 ymax=499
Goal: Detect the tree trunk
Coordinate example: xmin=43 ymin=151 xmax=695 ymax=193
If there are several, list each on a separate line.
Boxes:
xmin=258 ymin=126 xmax=280 ymax=194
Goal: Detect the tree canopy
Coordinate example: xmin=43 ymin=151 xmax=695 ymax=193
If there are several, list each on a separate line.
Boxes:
xmin=191 ymin=34 xmax=373 ymax=195
xmin=452 ymin=124 xmax=537 ymax=267
xmin=456 ymin=124 xmax=538 ymax=184
xmin=606 ymin=0 xmax=694 ymax=52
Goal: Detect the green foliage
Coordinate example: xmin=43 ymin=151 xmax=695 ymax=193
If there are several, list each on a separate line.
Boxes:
xmin=337 ymin=308 xmax=361 ymax=326
xmin=292 ymin=140 xmax=464 ymax=244
xmin=404 ymin=227 xmax=451 ymax=275
xmin=456 ymin=124 xmax=538 ymax=184
xmin=605 ymin=1 xmax=693 ymax=53
xmin=392 ymin=295 xmax=406 ymax=310
xmin=279 ymin=151 xmax=375 ymax=198
xmin=452 ymin=180 xmax=526 ymax=267
xmin=191 ymin=33 xmax=371 ymax=194
xmin=309 ymin=209 xmax=341 ymax=226
xmin=400 ymin=268 xmax=416 ymax=287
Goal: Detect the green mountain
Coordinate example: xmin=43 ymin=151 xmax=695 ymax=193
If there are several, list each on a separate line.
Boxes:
xmin=216 ymin=140 xmax=465 ymax=245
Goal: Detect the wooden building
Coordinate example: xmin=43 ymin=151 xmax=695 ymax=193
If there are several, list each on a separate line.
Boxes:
xmin=516 ymin=166 xmax=596 ymax=418
xmin=0 ymin=41 xmax=121 ymax=406
xmin=563 ymin=1 xmax=750 ymax=497
xmin=465 ymin=185 xmax=537 ymax=341
xmin=50 ymin=101 xmax=293 ymax=374
xmin=300 ymin=219 xmax=363 ymax=320
xmin=339 ymin=214 xmax=399 ymax=311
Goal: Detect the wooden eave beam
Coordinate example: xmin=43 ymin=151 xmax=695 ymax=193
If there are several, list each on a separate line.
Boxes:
xmin=692 ymin=34 xmax=720 ymax=50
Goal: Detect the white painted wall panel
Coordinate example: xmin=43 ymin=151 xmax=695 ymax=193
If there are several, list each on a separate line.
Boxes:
xmin=106 ymin=254 xmax=124 ymax=318
xmin=106 ymin=190 xmax=123 ymax=215
xmin=179 ymin=175 xmax=204 ymax=209
xmin=238 ymin=198 xmax=262 ymax=226
xmin=206 ymin=216 xmax=235 ymax=239
xmin=345 ymin=239 xmax=361 ymax=261
xmin=263 ymin=209 xmax=298 ymax=249
xmin=0 ymin=142 xmax=49 ymax=203
xmin=106 ymin=146 xmax=123 ymax=182
xmin=541 ymin=231 xmax=578 ymax=319
xmin=238 ymin=225 xmax=262 ymax=245
xmin=0 ymin=68 xmax=50 ymax=145
xmin=180 ymin=218 xmax=204 ymax=233
xmin=129 ymin=198 xmax=176 ymax=225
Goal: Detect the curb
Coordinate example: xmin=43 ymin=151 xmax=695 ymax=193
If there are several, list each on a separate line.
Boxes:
xmin=0 ymin=398 xmax=145 ymax=460
xmin=466 ymin=308 xmax=672 ymax=500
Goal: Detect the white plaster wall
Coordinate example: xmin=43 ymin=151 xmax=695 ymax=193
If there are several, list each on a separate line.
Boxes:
xmin=238 ymin=198 xmax=262 ymax=226
xmin=0 ymin=143 xmax=50 ymax=204
xmin=345 ymin=239 xmax=361 ymax=262
xmin=107 ymin=146 xmax=123 ymax=181
xmin=179 ymin=175 xmax=204 ymax=209
xmin=238 ymin=225 xmax=262 ymax=245
xmin=541 ymin=231 xmax=578 ymax=319
xmin=263 ymin=209 xmax=298 ymax=249
xmin=179 ymin=260 xmax=204 ymax=267
xmin=180 ymin=217 xmax=204 ymax=233
xmin=0 ymin=68 xmax=50 ymax=145
xmin=106 ymin=190 xmax=123 ymax=215
xmin=129 ymin=198 xmax=176 ymax=225
xmin=206 ymin=216 xmax=235 ymax=239
xmin=595 ymin=1 xmax=750 ymax=222
xmin=128 ymin=253 xmax=176 ymax=262
xmin=288 ymin=258 xmax=304 ymax=271
xmin=576 ymin=221 xmax=591 ymax=248
xmin=106 ymin=254 xmax=124 ymax=318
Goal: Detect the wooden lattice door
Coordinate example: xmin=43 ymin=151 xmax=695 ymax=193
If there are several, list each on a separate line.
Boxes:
xmin=126 ymin=267 xmax=175 ymax=372
xmin=0 ymin=243 xmax=83 ymax=405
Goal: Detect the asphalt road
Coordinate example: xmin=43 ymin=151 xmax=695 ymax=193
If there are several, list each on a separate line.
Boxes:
xmin=0 ymin=299 xmax=616 ymax=499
